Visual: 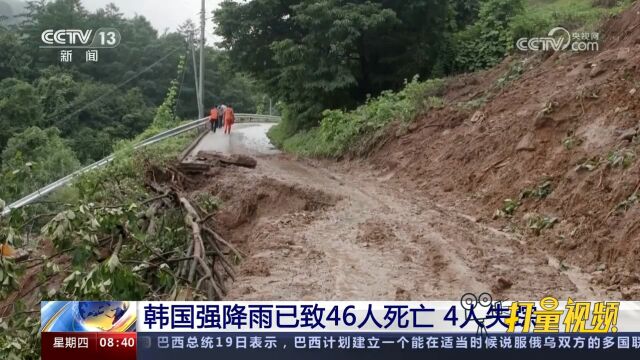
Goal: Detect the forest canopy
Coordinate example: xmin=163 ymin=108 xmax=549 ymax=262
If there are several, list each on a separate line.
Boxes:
xmin=214 ymin=0 xmax=500 ymax=135
xmin=0 ymin=0 xmax=266 ymax=203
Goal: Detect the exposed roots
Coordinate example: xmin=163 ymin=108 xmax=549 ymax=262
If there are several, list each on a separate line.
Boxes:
xmin=145 ymin=165 xmax=242 ymax=300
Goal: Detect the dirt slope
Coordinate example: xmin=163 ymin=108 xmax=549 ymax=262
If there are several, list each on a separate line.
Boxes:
xmin=367 ymin=2 xmax=640 ymax=298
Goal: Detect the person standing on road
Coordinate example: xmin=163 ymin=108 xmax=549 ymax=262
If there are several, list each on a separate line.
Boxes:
xmin=218 ymin=104 xmax=227 ymax=129
xmin=209 ymin=106 xmax=219 ymax=132
xmin=224 ymin=106 xmax=235 ymax=134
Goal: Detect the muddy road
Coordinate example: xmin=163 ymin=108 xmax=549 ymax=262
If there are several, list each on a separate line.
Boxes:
xmin=188 ymin=123 xmax=617 ymax=301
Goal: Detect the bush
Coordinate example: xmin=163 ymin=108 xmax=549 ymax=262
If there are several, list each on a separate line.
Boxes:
xmin=266 ymin=105 xmax=301 ymax=148
xmin=451 ymin=0 xmax=525 ymax=73
xmin=509 ymin=13 xmax=552 ymax=40
xmin=274 ymin=77 xmax=445 ymax=158
xmin=0 ymin=127 xmax=81 ymax=203
xmin=592 ymin=0 xmax=619 ymax=8
xmin=517 ymin=0 xmax=633 ymax=34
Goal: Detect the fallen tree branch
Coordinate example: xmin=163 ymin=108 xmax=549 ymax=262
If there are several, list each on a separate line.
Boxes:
xmin=143 ymin=165 xmax=240 ymax=300
xmin=203 ymin=227 xmax=245 ymax=260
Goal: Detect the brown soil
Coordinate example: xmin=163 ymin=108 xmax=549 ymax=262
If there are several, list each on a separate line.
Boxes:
xmin=187 ymin=153 xmax=614 ymax=301
xmin=366 ymin=2 xmax=640 ymax=299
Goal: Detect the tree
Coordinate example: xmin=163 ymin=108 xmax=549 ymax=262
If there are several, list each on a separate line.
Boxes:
xmin=60 ymin=81 xmax=154 ymax=162
xmin=0 ymin=78 xmax=43 ymax=151
xmin=34 ymin=70 xmax=79 ymax=127
xmin=449 ymin=0 xmax=524 ymax=73
xmin=173 ymin=28 xmax=263 ymax=118
xmin=0 ymin=0 xmax=264 ymax=165
xmin=0 ymin=126 xmax=80 ymax=202
xmin=214 ymin=0 xmax=450 ymax=133
xmin=20 ymin=0 xmax=88 ymax=71
xmin=0 ymin=30 xmax=32 ymax=79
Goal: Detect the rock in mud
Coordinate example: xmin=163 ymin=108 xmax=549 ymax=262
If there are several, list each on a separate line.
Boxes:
xmin=589 ymin=64 xmax=606 ymax=78
xmin=492 ymin=277 xmax=513 ymax=293
xmin=470 ymin=111 xmax=485 ymax=123
xmin=395 ymin=287 xmax=411 ymax=301
xmin=618 ymin=128 xmax=637 ymax=142
xmin=533 ymin=113 xmax=553 ymax=129
xmin=516 ymin=133 xmax=536 ymax=151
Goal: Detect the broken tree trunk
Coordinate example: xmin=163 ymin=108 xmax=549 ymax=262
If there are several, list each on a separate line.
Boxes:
xmin=194 ymin=151 xmax=257 ymax=168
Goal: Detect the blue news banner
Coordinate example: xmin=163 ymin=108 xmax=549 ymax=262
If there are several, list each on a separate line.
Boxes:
xmin=134 ymin=300 xmax=640 ymax=359
xmin=138 ymin=332 xmax=640 ymax=359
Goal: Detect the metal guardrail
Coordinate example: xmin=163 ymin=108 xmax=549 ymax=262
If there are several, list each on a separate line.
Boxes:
xmin=1 ymin=114 xmax=280 ymax=217
xmin=235 ymin=113 xmax=280 ymax=123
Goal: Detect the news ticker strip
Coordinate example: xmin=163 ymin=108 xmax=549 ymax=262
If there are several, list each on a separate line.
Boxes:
xmin=40 ymin=300 xmax=640 ymax=360
xmin=42 ymin=331 xmax=640 ymax=360
xmin=41 ymin=299 xmax=638 ymax=334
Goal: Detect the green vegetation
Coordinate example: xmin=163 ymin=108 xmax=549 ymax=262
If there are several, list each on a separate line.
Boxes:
xmin=0 ymin=0 xmax=265 ymax=197
xmin=449 ymin=0 xmax=525 ymax=73
xmin=0 ymin=0 xmax=265 ymax=202
xmin=1 ymin=1 xmax=637 ymax=358
xmin=269 ymin=77 xmax=444 ymax=158
xmin=0 ymin=3 xmax=267 ymax=355
xmin=0 ymin=127 xmax=81 ymax=202
xmin=215 ymin=0 xmax=631 ymax=151
xmin=606 ymin=148 xmax=636 ymax=169
xmin=0 ymin=116 xmax=199 ymax=360
xmin=494 ymin=198 xmax=520 ymax=218
xmin=0 ymin=34 xmax=211 ymax=354
xmin=215 ymin=0 xmax=471 ymax=136
xmin=526 ymin=213 xmax=558 ymax=235
xmin=520 ymin=180 xmax=554 ymax=200
xmin=493 ymin=179 xmax=554 ymax=221
xmin=513 ymin=0 xmax=631 ymax=37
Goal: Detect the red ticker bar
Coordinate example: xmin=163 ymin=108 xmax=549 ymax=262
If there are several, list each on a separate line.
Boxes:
xmin=42 ymin=332 xmax=136 ymax=360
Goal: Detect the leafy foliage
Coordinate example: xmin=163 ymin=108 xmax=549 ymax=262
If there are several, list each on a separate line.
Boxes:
xmin=520 ymin=180 xmax=553 ymax=200
xmin=0 ymin=310 xmax=40 ymax=360
xmin=526 ymin=213 xmax=558 ymax=236
xmin=152 ymin=55 xmax=186 ymax=129
xmin=494 ymin=198 xmax=520 ymax=218
xmin=215 ymin=0 xmax=450 ymax=132
xmin=0 ymin=30 xmax=31 ymax=79
xmin=606 ymin=148 xmax=635 ymax=169
xmin=449 ymin=0 xmax=525 ymax=73
xmin=0 ymin=0 xmax=265 ymax=165
xmin=0 ymin=78 xmax=43 ymax=151
xmin=270 ymin=77 xmax=444 ymax=157
xmin=0 ymin=127 xmax=80 ymax=202
xmin=0 ymin=118 xmax=200 ymax=357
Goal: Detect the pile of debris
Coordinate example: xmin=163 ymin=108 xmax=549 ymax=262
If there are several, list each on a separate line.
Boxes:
xmin=179 ymin=151 xmax=257 ymax=174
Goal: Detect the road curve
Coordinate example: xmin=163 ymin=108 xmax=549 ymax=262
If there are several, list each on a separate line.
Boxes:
xmin=187 ymin=122 xmax=280 ymax=159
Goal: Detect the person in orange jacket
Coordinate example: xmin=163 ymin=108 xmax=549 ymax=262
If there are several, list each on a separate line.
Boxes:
xmin=209 ymin=106 xmax=219 ymax=132
xmin=223 ymin=106 xmax=235 ymax=134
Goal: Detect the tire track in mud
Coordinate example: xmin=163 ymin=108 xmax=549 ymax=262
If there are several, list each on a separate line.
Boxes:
xmin=218 ymin=155 xmax=616 ymax=301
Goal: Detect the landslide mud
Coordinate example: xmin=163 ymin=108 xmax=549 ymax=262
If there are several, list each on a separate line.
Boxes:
xmin=367 ymin=3 xmax=640 ymax=298
xmin=189 ymin=154 xmax=615 ymax=301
